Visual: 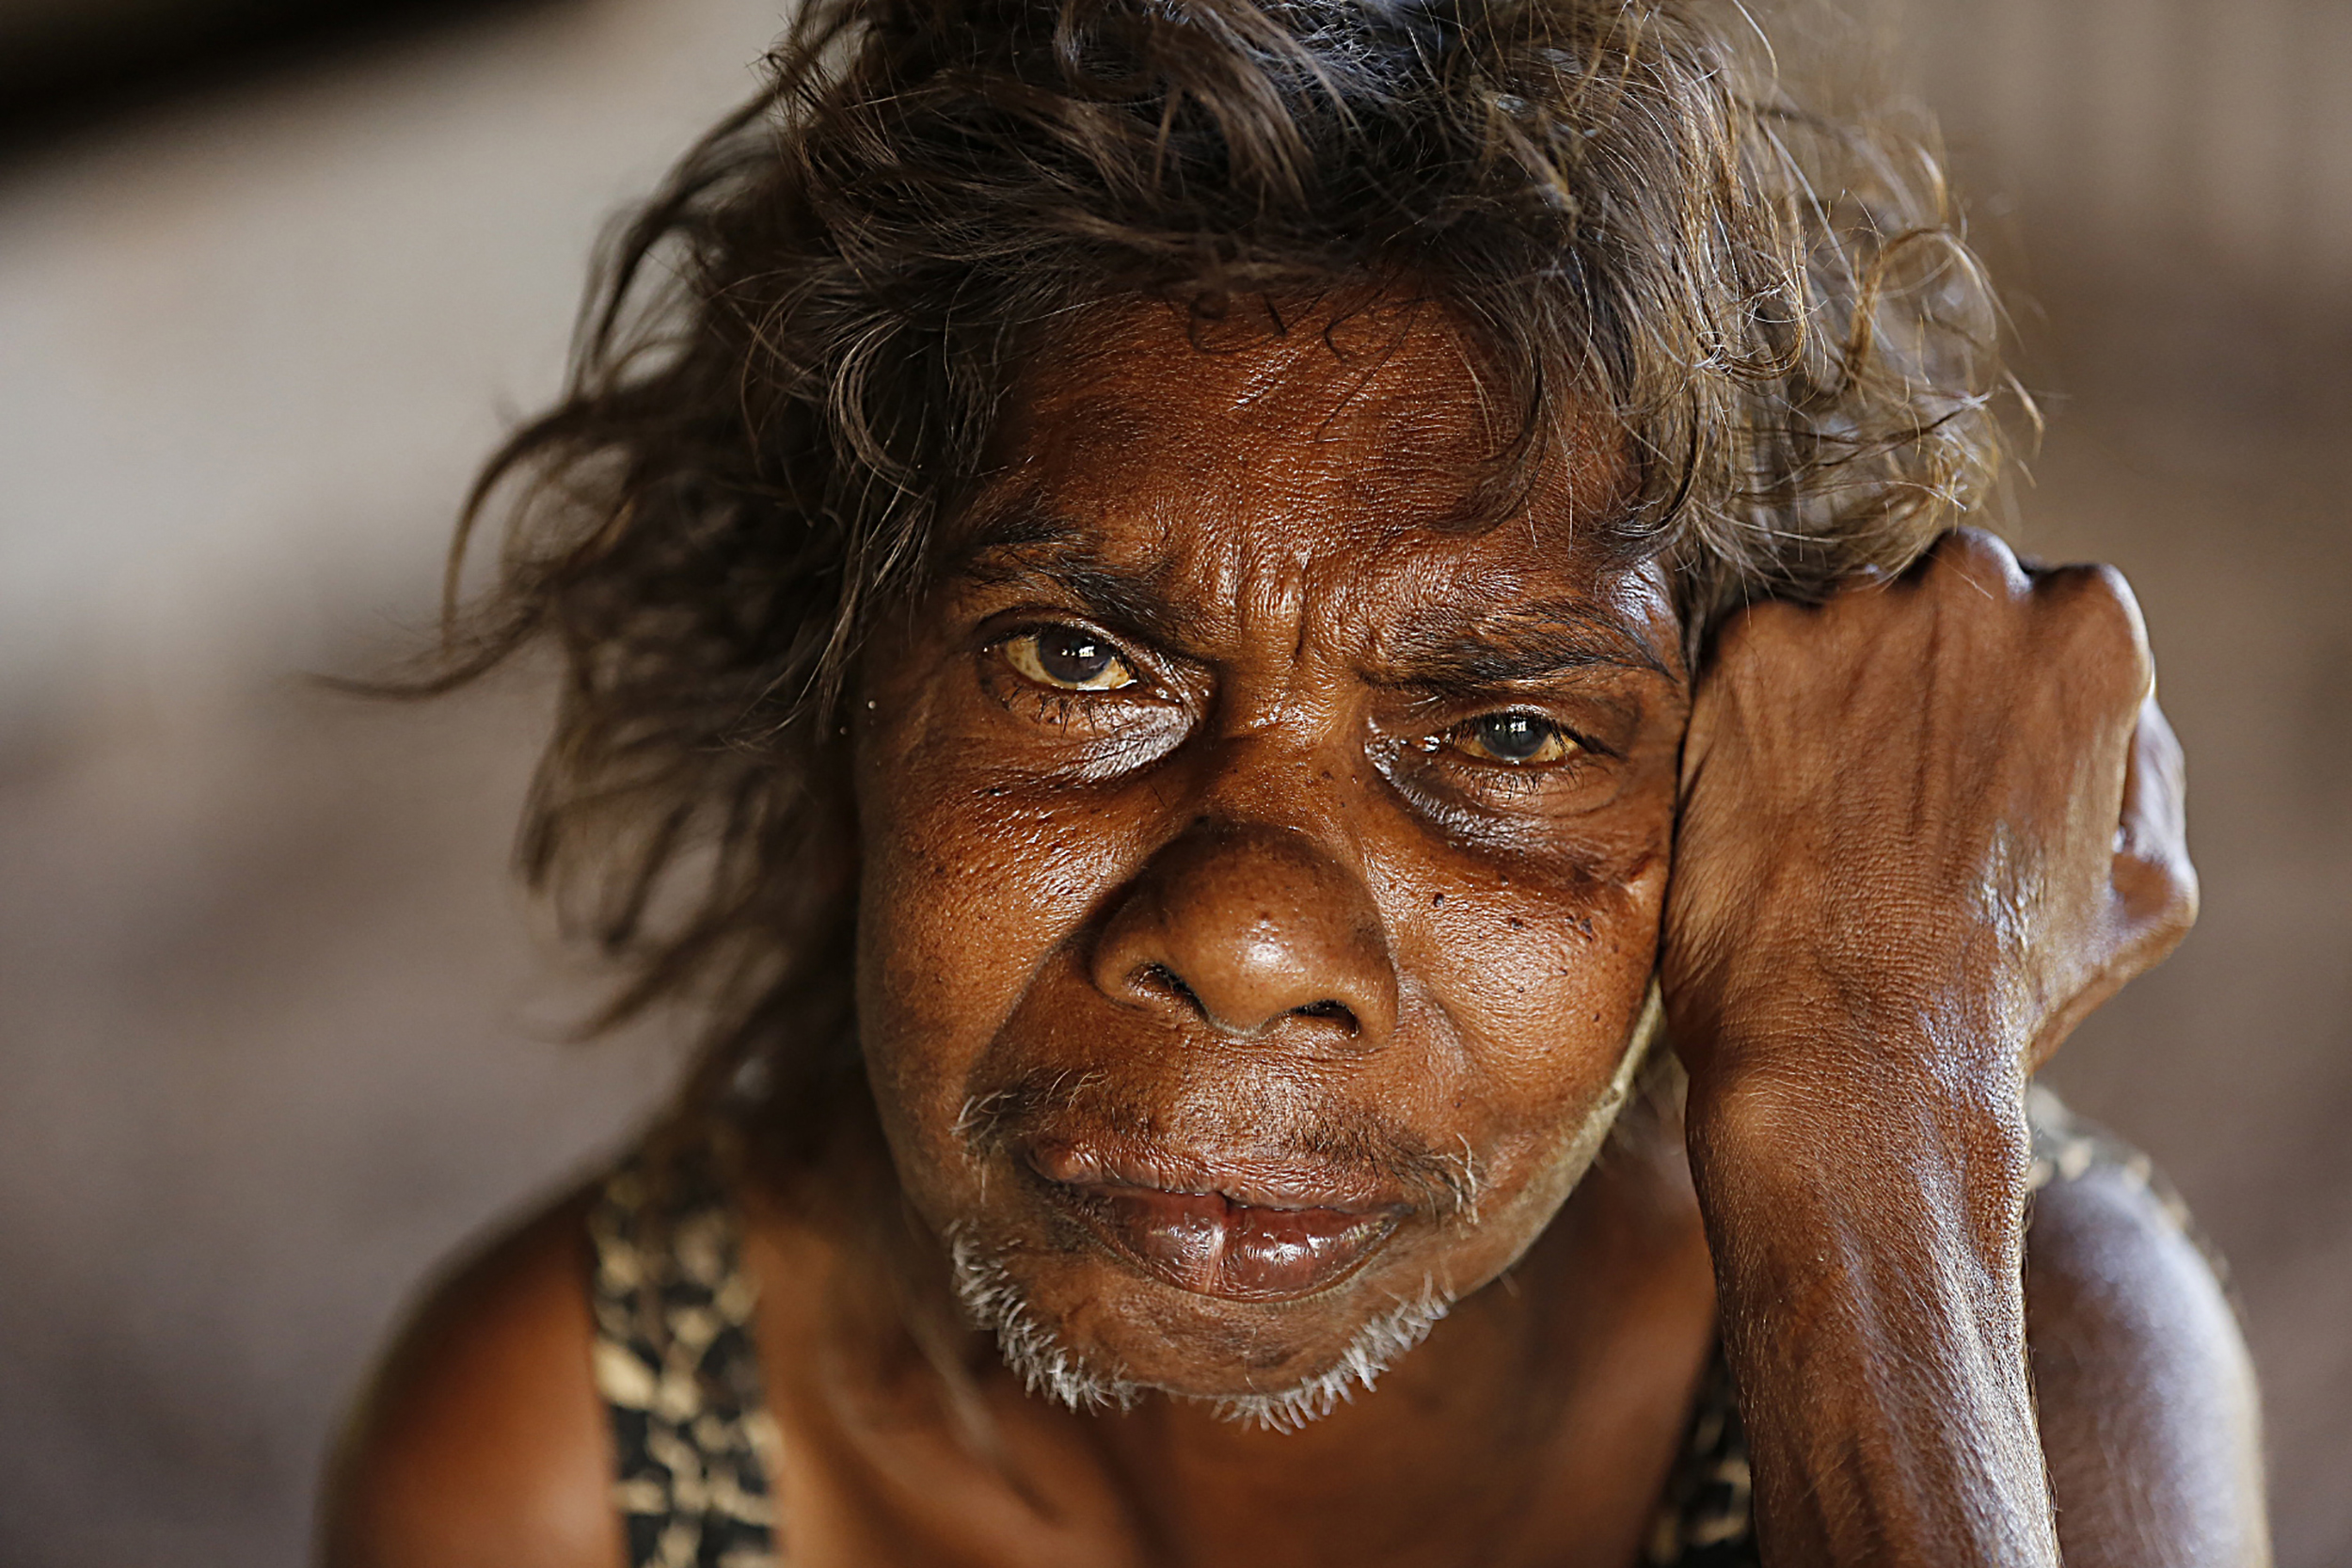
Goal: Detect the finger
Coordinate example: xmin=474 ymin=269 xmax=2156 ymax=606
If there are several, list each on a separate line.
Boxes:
xmin=2025 ymin=693 xmax=2200 ymax=1071
xmin=2113 ymin=691 xmax=2198 ymax=941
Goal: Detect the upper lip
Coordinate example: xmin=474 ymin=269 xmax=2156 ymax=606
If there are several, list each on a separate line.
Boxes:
xmin=1025 ymin=1136 xmax=1410 ymax=1215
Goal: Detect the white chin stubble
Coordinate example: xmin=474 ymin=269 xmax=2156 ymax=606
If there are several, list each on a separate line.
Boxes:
xmin=946 ymin=984 xmax=1664 ymax=1433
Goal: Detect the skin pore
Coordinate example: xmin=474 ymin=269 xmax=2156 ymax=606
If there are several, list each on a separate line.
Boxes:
xmin=322 ymin=293 xmax=2267 ymax=1568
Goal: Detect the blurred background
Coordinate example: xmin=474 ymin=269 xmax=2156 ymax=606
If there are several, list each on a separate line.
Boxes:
xmin=0 ymin=0 xmax=2343 ymax=1561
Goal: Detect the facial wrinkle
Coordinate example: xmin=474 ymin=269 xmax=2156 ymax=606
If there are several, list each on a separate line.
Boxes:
xmin=854 ymin=292 xmax=1691 ymax=1432
xmin=945 ymin=987 xmax=1664 ymax=1434
xmin=954 ymin=1065 xmax=1477 ymax=1227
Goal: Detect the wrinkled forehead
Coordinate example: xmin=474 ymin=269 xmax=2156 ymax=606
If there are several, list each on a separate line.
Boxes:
xmin=957 ymin=295 xmax=1669 ymax=649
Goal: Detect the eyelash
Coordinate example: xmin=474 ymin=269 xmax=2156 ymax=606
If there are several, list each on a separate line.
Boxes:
xmin=1440 ymin=753 xmax=1553 ymax=794
xmin=1407 ymin=724 xmax=1597 ymax=803
xmin=1008 ymin=688 xmax=1107 ymax=731
xmin=998 ymin=626 xmax=1139 ymax=693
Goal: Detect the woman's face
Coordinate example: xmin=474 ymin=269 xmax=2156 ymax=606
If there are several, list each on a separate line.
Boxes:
xmin=850 ymin=300 xmax=1689 ymax=1410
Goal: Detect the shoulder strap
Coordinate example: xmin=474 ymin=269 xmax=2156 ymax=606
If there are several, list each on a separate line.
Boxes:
xmin=589 ymin=1132 xmax=783 ymax=1568
xmin=2026 ymin=1083 xmax=2229 ymax=1287
xmin=2026 ymin=1085 xmax=2181 ymax=1209
xmin=1644 ymin=1346 xmax=1757 ymax=1567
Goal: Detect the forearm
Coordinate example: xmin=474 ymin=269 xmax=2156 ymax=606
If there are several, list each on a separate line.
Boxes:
xmin=1684 ymin=1021 xmax=2058 ymax=1568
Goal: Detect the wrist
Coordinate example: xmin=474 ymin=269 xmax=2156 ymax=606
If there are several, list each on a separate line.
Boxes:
xmin=1676 ymin=973 xmax=2030 ymax=1122
xmin=1677 ymin=1022 xmax=2055 ymax=1567
xmin=1680 ymin=1023 xmax=2034 ymax=1251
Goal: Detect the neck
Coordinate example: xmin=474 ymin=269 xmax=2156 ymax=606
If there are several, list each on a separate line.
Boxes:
xmin=1072 ymin=1110 xmax=1716 ymax=1568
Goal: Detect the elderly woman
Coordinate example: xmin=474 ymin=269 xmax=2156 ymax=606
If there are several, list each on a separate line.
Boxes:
xmin=322 ymin=0 xmax=2265 ymax=1563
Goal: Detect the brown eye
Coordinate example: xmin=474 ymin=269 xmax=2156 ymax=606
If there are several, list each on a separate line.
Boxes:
xmin=1447 ymin=711 xmax=1578 ymax=767
xmin=1002 ymin=626 xmax=1137 ymax=691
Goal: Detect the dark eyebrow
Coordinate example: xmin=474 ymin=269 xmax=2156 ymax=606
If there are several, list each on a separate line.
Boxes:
xmin=1377 ymin=600 xmax=1677 ymax=693
xmin=946 ymin=508 xmax=1200 ymax=651
xmin=945 ymin=499 xmax=1678 ymax=686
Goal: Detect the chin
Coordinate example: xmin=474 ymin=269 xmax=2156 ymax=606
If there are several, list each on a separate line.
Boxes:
xmin=946 ymin=1215 xmax=1464 ymax=1432
xmin=920 ymin=1016 xmax=1661 ymax=1430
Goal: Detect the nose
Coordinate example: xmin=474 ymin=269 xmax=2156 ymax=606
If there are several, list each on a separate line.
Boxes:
xmin=1088 ymin=821 xmax=1398 ymax=1047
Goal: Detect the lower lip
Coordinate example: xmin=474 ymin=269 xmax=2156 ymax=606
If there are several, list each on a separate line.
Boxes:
xmin=1055 ymin=1183 xmax=1402 ymax=1302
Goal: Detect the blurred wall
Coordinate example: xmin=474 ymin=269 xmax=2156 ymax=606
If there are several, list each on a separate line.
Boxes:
xmin=1867 ymin=6 xmax=2352 ymax=1554
xmin=0 ymin=3 xmax=772 ymax=1563
xmin=0 ymin=1 xmax=2344 ymax=1565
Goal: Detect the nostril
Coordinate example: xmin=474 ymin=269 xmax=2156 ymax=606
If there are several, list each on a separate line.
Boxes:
xmin=1128 ymin=964 xmax=1362 ymax=1038
xmin=1292 ymin=999 xmax=1359 ymax=1036
xmin=1135 ymin=963 xmax=1207 ymax=1017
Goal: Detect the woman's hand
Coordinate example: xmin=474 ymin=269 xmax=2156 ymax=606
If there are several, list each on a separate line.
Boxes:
xmin=1660 ymin=527 xmax=2198 ymax=1566
xmin=1665 ymin=525 xmax=2194 ymax=1086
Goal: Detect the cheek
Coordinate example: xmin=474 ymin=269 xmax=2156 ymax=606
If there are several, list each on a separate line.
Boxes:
xmin=851 ymin=700 xmax=1141 ymax=1151
xmin=1387 ymin=816 xmax=1671 ymax=1150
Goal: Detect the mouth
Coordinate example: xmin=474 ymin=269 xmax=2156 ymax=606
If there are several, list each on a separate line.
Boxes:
xmin=1025 ymin=1139 xmax=1408 ymax=1302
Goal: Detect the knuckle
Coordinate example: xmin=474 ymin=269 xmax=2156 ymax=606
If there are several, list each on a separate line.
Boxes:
xmin=2037 ymin=562 xmax=2152 ymax=689
xmin=1706 ymin=594 xmax=1808 ymax=665
xmin=2169 ymin=863 xmax=2202 ymax=931
xmin=2132 ymin=865 xmax=2200 ymax=951
xmin=1926 ymin=525 xmax=2028 ymax=594
xmin=2038 ymin=561 xmax=2143 ymax=630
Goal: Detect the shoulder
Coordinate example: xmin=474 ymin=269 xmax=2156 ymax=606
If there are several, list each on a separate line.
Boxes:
xmin=2022 ymin=1097 xmax=2271 ymax=1568
xmin=321 ymin=1185 xmax=622 ymax=1568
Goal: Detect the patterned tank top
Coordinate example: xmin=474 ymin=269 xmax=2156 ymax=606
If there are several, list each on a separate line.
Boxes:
xmin=586 ymin=1089 xmax=2180 ymax=1567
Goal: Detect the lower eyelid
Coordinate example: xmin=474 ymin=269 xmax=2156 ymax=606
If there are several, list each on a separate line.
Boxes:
xmin=1419 ymin=747 xmax=1603 ymax=805
xmin=987 ymin=667 xmax=1176 ymax=737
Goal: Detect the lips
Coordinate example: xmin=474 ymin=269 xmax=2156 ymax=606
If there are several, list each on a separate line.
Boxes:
xmin=1027 ymin=1141 xmax=1406 ymax=1301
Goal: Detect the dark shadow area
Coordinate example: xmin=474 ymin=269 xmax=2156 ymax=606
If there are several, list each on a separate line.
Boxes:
xmin=0 ymin=0 xmax=572 ymax=160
